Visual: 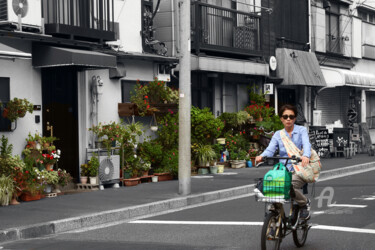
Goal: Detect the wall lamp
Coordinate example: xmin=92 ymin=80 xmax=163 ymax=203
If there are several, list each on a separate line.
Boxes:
xmin=290 ymin=51 xmax=298 ymax=59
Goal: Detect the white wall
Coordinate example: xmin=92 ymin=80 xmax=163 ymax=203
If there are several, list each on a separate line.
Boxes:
xmin=0 ymin=58 xmax=42 ymax=156
xmin=112 ymin=0 xmax=143 ymax=53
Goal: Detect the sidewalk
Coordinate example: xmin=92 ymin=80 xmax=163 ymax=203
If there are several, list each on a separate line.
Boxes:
xmin=1 ymin=154 xmax=375 ymax=243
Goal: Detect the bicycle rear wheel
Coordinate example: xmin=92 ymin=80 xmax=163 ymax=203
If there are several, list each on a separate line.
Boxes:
xmin=261 ymin=213 xmax=281 ymax=250
xmin=292 ymin=221 xmax=309 ymax=247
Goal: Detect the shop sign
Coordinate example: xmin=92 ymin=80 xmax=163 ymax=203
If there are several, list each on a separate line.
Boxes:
xmin=264 ymin=83 xmax=274 ymax=95
xmin=269 ymin=56 xmax=277 ymax=71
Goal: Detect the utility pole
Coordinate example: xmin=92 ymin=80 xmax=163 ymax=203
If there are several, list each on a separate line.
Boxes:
xmin=178 ymin=0 xmax=191 ymax=195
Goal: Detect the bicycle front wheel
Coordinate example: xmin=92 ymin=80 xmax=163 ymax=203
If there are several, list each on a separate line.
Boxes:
xmin=292 ymin=221 xmax=309 ymax=247
xmin=261 ymin=213 xmax=281 ymax=250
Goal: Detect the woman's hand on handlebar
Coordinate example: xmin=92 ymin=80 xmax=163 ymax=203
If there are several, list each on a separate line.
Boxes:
xmin=255 ymin=155 xmax=263 ymax=163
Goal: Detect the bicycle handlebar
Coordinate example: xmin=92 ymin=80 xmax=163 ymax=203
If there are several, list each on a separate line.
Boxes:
xmin=255 ymin=155 xmax=302 ymax=168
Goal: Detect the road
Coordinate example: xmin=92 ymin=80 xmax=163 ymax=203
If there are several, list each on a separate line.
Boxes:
xmin=1 ymin=171 xmax=375 ymax=250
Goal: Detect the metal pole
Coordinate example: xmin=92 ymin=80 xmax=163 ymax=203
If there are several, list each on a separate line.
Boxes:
xmin=178 ymin=0 xmax=191 ymax=195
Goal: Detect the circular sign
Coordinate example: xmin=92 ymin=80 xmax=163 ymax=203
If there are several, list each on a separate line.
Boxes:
xmin=269 ymin=56 xmax=277 ymax=71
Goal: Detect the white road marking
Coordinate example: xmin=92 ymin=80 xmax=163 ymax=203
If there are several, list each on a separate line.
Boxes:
xmin=130 ymin=220 xmax=263 ymax=226
xmin=327 ymin=204 xmax=367 ymax=208
xmin=312 ymin=225 xmax=375 ymax=234
xmin=130 ymin=220 xmax=375 ymax=234
xmin=312 ymin=211 xmax=325 ymax=215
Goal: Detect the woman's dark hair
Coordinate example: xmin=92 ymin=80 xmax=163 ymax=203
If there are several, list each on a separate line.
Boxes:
xmin=279 ymin=104 xmax=298 ymax=117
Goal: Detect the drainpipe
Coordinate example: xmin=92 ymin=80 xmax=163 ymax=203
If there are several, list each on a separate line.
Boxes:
xmin=313 ymin=87 xmax=330 ymax=110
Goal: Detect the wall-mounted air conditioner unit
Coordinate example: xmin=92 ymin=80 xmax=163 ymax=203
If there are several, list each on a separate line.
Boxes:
xmin=0 ymin=0 xmax=42 ymax=29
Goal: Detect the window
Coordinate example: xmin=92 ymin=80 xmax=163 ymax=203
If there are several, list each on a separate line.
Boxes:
xmin=0 ymin=77 xmax=11 ymax=131
xmin=325 ymin=2 xmax=340 ymax=53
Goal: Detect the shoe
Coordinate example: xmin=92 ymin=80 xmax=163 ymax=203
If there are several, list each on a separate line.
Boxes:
xmin=299 ymin=199 xmax=311 ymax=220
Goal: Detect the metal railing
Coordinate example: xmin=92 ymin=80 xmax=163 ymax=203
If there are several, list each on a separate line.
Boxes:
xmin=191 ymin=2 xmax=261 ymax=55
xmin=42 ymin=0 xmax=114 ymax=32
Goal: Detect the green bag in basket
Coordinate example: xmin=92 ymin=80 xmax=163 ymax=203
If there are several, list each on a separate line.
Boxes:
xmin=263 ymin=163 xmax=292 ymax=199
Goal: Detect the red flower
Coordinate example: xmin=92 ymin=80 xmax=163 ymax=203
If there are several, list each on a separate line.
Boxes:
xmin=145 ymin=96 xmax=148 ymax=99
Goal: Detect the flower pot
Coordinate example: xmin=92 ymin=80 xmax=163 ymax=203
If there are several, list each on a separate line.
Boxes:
xmin=44 ymin=185 xmax=52 ymax=193
xmin=2 ymin=108 xmax=8 ymax=118
xmin=151 ymin=176 xmax=158 ymax=182
xmin=80 ymin=176 xmax=88 ymax=184
xmin=231 ymin=160 xmax=246 ymax=169
xmin=250 ymin=157 xmax=256 ymax=167
xmin=123 ymin=178 xmax=140 ymax=186
xmin=89 ymin=177 xmax=98 ymax=185
xmin=28 ymin=141 xmax=37 ymax=149
xmin=45 ymin=163 xmax=54 ymax=171
xmin=209 ymin=166 xmax=218 ymax=174
xmin=154 ymin=173 xmax=173 ymax=181
xmin=20 ymin=192 xmax=41 ymax=202
xmin=217 ymin=138 xmax=226 ymax=145
xmin=150 ymin=126 xmax=158 ymax=132
xmin=246 ymin=161 xmax=253 ymax=168
xmin=142 ymin=170 xmax=149 ymax=176
xmin=198 ymin=167 xmax=209 ymax=175
xmin=217 ymin=164 xmax=225 ymax=173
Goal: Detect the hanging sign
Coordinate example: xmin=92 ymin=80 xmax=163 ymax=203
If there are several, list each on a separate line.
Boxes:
xmin=264 ymin=83 xmax=274 ymax=95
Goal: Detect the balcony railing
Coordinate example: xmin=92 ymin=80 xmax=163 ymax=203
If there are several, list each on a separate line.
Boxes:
xmin=42 ymin=0 xmax=116 ymax=43
xmin=191 ymin=2 xmax=262 ymax=57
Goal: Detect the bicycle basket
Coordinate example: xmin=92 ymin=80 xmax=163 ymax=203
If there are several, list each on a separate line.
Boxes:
xmin=262 ymin=164 xmax=292 ymax=200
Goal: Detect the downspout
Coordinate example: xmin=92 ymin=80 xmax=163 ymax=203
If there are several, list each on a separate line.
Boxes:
xmin=307 ymin=0 xmax=312 ymax=124
xmin=313 ymin=87 xmax=330 ymax=110
xmin=170 ymin=0 xmax=179 ymax=80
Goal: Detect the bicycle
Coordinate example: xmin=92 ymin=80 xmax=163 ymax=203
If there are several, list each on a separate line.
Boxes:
xmin=254 ymin=156 xmax=312 ymax=250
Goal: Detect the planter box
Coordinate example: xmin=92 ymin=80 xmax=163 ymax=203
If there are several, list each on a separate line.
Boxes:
xmin=230 ymin=160 xmax=246 ymax=169
xmin=154 ymin=173 xmax=173 ymax=181
xmin=123 ymin=178 xmax=140 ymax=186
xmin=118 ymin=103 xmax=178 ymax=117
xmin=20 ymin=192 xmax=42 ymax=202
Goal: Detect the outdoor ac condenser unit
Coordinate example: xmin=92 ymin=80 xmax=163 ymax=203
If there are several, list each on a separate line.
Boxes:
xmin=88 ymin=153 xmax=120 ymax=185
xmin=0 ymin=0 xmax=42 ymax=28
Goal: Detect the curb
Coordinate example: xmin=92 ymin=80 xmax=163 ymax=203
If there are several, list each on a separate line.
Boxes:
xmin=1 ymin=161 xmax=375 ymax=244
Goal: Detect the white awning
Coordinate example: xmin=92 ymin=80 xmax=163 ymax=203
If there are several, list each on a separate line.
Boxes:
xmin=321 ymin=66 xmax=375 ymax=88
xmin=188 ymin=55 xmax=269 ymax=76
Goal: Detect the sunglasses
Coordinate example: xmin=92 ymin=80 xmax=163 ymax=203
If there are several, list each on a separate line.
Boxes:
xmin=282 ymin=115 xmax=296 ymax=120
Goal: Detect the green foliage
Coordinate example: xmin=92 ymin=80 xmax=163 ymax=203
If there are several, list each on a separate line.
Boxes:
xmin=218 ymin=112 xmax=237 ymax=135
xmin=0 ymin=155 xmax=25 ymax=177
xmin=160 ymin=148 xmax=178 ymax=176
xmin=0 ymin=135 xmax=13 ymax=158
xmin=248 ymin=84 xmax=266 ymax=105
xmin=80 ymin=164 xmax=90 ymax=177
xmin=0 ymin=175 xmax=14 ymax=205
xmin=237 ymin=111 xmax=249 ymax=126
xmin=156 ymin=113 xmax=179 ymax=150
xmin=130 ymin=78 xmax=179 ymax=116
xmin=211 ymin=144 xmax=223 ymax=161
xmin=56 ymin=169 xmax=73 ymax=187
xmin=138 ymin=140 xmax=163 ymax=168
xmin=4 ymin=98 xmax=33 ymax=122
xmin=191 ymin=106 xmax=224 ymax=145
xmin=88 ymin=154 xmax=100 ymax=177
xmin=193 ymin=144 xmax=216 ymax=166
xmin=41 ymin=169 xmax=59 ymax=185
xmin=225 ymin=133 xmax=250 ymax=160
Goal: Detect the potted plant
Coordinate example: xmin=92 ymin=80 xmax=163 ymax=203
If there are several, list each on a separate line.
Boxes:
xmin=41 ymin=169 xmax=59 ymax=193
xmin=193 ymin=144 xmax=216 ymax=167
xmin=40 ymin=150 xmax=60 ymax=171
xmin=80 ymin=164 xmax=89 ymax=184
xmin=54 ymin=168 xmax=73 ymax=193
xmin=0 ymin=175 xmax=15 ymax=206
xmin=130 ymin=78 xmax=179 ymax=116
xmin=19 ymin=166 xmax=45 ymax=201
xmin=88 ymin=154 xmax=100 ymax=185
xmin=3 ymin=98 xmax=33 ymax=122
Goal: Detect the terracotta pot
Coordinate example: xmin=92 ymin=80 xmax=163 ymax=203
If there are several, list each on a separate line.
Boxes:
xmin=142 ymin=170 xmax=149 ymax=176
xmin=45 ymin=163 xmax=53 ymax=171
xmin=123 ymin=178 xmax=140 ymax=186
xmin=2 ymin=108 xmax=8 ymax=118
xmin=80 ymin=176 xmax=88 ymax=184
xmin=250 ymin=157 xmax=256 ymax=167
xmin=20 ymin=192 xmax=41 ymax=202
xmin=154 ymin=173 xmax=173 ymax=181
xmin=28 ymin=141 xmax=37 ymax=149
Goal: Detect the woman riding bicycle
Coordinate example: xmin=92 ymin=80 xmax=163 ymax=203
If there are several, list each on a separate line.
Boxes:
xmin=255 ymin=104 xmax=311 ymax=220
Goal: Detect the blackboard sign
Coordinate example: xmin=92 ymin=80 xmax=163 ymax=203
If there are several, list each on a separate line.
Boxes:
xmin=309 ymin=127 xmax=330 ymax=157
xmin=333 ymin=128 xmax=350 ymax=148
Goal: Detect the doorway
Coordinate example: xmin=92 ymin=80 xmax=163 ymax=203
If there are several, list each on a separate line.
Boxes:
xmin=42 ymin=67 xmax=79 ymax=180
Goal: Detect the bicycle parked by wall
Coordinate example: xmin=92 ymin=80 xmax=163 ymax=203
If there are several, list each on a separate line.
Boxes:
xmin=254 ymin=156 xmax=312 ymax=250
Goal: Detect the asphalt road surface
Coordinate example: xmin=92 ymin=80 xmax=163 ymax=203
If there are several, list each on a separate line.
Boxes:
xmin=1 ymin=171 xmax=375 ymax=250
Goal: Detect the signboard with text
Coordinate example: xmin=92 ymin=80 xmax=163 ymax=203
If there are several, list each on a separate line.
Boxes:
xmin=309 ymin=127 xmax=330 ymax=157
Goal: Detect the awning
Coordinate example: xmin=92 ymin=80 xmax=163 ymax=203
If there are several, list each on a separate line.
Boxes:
xmin=321 ymin=66 xmax=375 ymax=88
xmin=276 ymin=48 xmax=326 ymax=87
xmin=187 ymin=55 xmax=269 ymax=76
xmin=32 ymin=45 xmax=116 ymax=68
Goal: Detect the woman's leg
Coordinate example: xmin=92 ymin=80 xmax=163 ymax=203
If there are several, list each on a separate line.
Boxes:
xmin=292 ymin=174 xmax=307 ymax=206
